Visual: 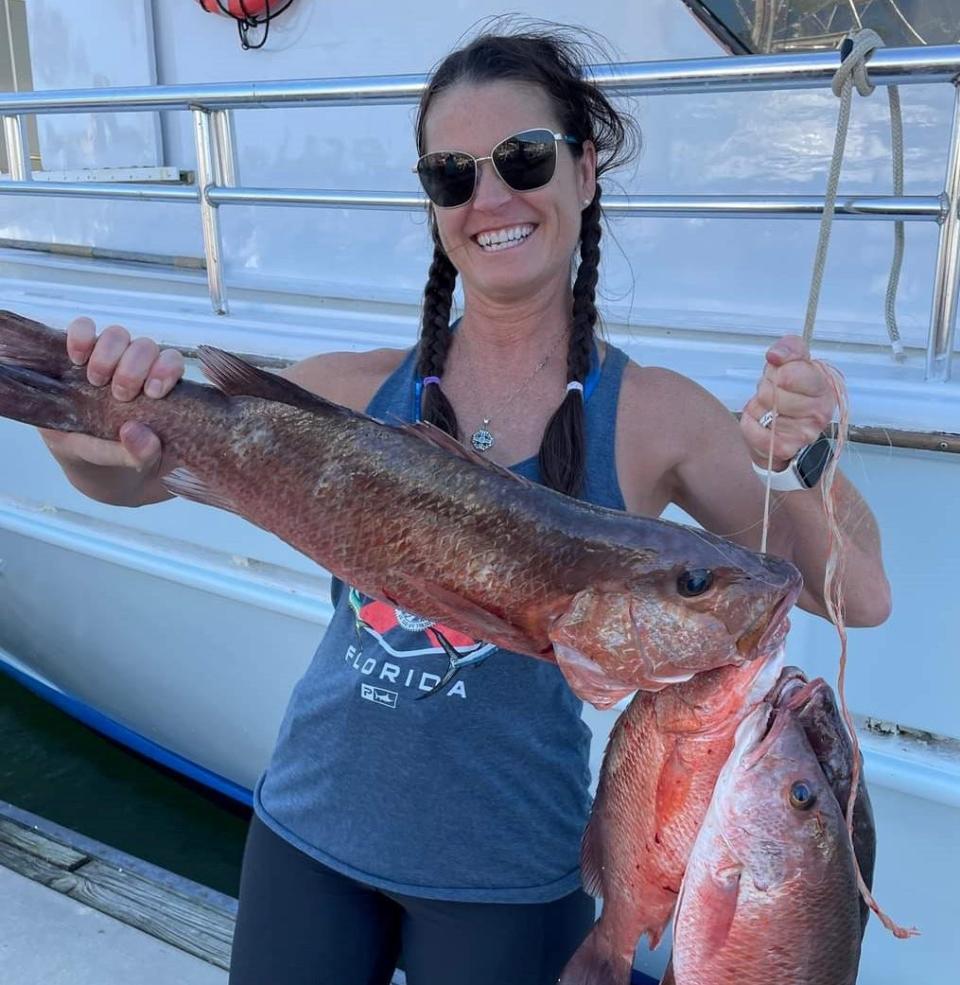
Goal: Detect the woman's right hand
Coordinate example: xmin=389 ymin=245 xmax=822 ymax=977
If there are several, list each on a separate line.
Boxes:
xmin=39 ymin=316 xmax=185 ymax=480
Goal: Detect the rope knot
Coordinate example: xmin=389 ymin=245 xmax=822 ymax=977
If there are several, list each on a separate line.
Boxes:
xmin=832 ymin=28 xmax=885 ymax=98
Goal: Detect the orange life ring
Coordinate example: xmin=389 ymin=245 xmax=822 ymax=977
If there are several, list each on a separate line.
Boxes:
xmin=197 ymin=1 xmax=271 ymax=17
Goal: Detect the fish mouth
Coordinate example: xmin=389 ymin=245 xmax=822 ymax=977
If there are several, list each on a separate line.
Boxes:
xmin=781 ymin=675 xmax=830 ymax=715
xmin=735 ymin=589 xmax=796 ymax=658
xmin=739 ymin=674 xmax=826 ymax=770
xmin=764 ymin=665 xmax=810 ymax=706
xmin=729 ymin=702 xmax=779 ymax=772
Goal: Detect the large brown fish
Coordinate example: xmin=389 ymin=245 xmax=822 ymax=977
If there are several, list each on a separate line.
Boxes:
xmin=671 ymin=680 xmax=863 ymax=985
xmin=560 ymin=649 xmax=785 ymax=985
xmin=0 ymin=311 xmax=801 ymax=708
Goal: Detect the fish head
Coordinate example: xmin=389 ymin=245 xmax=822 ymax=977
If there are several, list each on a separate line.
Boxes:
xmin=712 ymin=694 xmax=853 ymax=894
xmin=784 ymin=674 xmax=877 ymax=935
xmin=550 ymin=526 xmax=802 ymax=708
xmin=783 ymin=676 xmax=857 ymax=805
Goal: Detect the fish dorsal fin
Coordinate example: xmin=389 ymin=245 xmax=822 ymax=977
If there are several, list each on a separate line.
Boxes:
xmin=395 ymin=420 xmax=535 ymax=489
xmin=197 ymin=345 xmax=347 ymax=415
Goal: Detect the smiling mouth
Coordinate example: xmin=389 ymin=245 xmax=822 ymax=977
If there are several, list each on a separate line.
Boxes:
xmin=473 ymin=224 xmax=537 ymax=253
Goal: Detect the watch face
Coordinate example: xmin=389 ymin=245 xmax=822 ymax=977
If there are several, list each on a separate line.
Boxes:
xmin=796 ymin=435 xmax=833 ymax=488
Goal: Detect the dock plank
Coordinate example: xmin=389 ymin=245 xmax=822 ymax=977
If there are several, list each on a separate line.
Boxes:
xmin=0 ymin=816 xmax=88 ymax=869
xmin=66 ymin=858 xmax=234 ymax=969
xmin=0 ymin=809 xmax=234 ymax=971
xmin=0 ymin=804 xmax=411 ymax=984
xmin=0 ymin=837 xmax=79 ymax=893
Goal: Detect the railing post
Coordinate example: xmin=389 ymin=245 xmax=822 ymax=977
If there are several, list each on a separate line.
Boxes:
xmin=925 ymin=82 xmax=960 ymax=382
xmin=1 ymin=115 xmax=31 ymax=180
xmin=192 ymin=107 xmax=228 ymax=315
xmin=212 ymin=109 xmax=239 ymax=187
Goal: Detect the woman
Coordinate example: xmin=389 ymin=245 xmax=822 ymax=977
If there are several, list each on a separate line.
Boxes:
xmin=39 ymin=26 xmax=890 ymax=985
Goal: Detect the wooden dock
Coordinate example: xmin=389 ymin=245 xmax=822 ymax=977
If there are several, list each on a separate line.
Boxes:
xmin=0 ymin=799 xmax=233 ymax=983
xmin=0 ymin=800 xmax=414 ymax=985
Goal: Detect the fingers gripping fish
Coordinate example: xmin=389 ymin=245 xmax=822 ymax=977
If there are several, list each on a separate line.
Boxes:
xmin=0 ymin=312 xmax=802 ymax=708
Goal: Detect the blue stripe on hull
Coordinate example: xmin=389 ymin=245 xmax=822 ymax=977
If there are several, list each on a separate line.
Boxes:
xmin=0 ymin=656 xmax=253 ymax=806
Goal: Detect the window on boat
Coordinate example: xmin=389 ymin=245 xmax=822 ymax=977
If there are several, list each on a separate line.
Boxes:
xmin=0 ymin=0 xmax=41 ymax=175
xmin=680 ymin=1 xmax=958 ymax=54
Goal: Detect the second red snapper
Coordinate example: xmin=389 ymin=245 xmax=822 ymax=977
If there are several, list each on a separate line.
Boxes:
xmin=559 ymin=649 xmax=785 ymax=985
xmin=671 ymin=681 xmax=862 ymax=984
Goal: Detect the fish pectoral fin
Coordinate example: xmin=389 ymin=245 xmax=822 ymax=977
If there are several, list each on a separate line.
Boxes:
xmin=161 ymin=468 xmax=241 ymax=515
xmin=676 ymin=864 xmax=741 ymax=961
xmin=400 ymin=578 xmax=537 ymax=655
xmin=395 ymin=420 xmax=535 ymax=489
xmin=579 ymin=812 xmax=605 ymax=898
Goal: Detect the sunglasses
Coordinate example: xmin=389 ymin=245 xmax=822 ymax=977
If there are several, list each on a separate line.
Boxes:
xmin=414 ymin=128 xmax=581 ymax=209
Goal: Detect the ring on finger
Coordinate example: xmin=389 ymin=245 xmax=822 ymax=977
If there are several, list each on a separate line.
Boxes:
xmin=758 ymin=409 xmax=777 ymax=429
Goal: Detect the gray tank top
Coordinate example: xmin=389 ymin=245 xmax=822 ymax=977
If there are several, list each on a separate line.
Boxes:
xmin=255 ymin=341 xmax=630 ymax=903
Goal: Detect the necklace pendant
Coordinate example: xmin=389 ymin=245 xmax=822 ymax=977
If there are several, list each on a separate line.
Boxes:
xmin=471 ymin=420 xmax=494 ymax=453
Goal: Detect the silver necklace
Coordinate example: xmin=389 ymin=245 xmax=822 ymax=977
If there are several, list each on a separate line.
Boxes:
xmin=460 ymin=328 xmax=567 ymax=453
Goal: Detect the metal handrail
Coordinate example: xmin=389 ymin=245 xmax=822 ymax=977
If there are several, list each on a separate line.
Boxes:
xmin=0 ymin=44 xmax=959 ymax=378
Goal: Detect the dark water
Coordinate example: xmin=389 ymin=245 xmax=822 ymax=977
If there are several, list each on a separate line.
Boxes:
xmin=0 ymin=668 xmax=250 ymax=898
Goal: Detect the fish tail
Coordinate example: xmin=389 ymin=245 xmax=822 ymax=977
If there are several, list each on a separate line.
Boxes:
xmin=0 ymin=363 xmax=87 ymax=433
xmin=0 ymin=310 xmax=73 ymax=376
xmin=558 ymin=925 xmax=633 ymax=985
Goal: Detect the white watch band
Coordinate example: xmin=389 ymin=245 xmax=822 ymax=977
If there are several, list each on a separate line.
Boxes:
xmin=751 ymin=457 xmax=807 ymax=492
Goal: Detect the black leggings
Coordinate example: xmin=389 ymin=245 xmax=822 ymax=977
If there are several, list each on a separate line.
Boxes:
xmin=228 ymin=814 xmax=596 ymax=985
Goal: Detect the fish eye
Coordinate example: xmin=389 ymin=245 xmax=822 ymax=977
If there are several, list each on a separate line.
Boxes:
xmin=789 ymin=781 xmax=816 ymax=810
xmin=677 ymin=568 xmax=714 ymax=598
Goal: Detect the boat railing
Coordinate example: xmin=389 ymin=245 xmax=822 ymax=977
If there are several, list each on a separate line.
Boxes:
xmin=0 ymin=44 xmax=958 ymax=380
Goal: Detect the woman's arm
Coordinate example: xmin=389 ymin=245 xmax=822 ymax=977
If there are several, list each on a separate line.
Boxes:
xmin=664 ymin=341 xmax=890 ymax=627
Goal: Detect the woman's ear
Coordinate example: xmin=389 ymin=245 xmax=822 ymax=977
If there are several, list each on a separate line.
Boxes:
xmin=578 ymin=139 xmax=598 ymax=206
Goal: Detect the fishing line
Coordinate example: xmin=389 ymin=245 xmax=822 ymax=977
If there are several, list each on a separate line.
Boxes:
xmin=775 ymin=27 xmax=916 ymax=939
xmin=758 ymin=388 xmax=779 ymax=555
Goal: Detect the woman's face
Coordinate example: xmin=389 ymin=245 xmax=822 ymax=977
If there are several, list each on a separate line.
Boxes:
xmin=421 ymin=80 xmax=597 ymax=304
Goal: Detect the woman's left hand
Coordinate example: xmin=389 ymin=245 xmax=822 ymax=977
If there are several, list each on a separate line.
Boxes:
xmin=741 ymin=335 xmax=836 ymax=472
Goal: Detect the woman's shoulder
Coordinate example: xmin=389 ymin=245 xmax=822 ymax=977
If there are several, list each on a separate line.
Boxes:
xmin=618 ymin=357 xmax=714 ymax=414
xmin=278 ymin=346 xmax=410 ymax=413
xmin=616 ymin=356 xmax=735 ymax=456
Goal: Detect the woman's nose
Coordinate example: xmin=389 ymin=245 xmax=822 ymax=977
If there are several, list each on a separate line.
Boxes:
xmin=472 ymin=159 xmax=513 ymax=210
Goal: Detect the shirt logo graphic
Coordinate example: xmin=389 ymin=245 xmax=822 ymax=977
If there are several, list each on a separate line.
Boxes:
xmin=347 ymin=587 xmax=495 ymax=665
xmin=360 ymin=683 xmax=399 ymax=708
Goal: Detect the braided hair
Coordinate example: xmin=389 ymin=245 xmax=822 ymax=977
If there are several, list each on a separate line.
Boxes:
xmin=414 ymin=23 xmax=638 ymax=496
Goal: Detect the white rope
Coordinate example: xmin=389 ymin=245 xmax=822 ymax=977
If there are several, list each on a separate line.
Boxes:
xmin=802 ymin=28 xmax=906 ymax=360
xmin=760 ymin=28 xmax=907 ymax=549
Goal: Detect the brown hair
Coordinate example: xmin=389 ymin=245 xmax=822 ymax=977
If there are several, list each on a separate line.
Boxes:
xmin=414 ymin=22 xmax=638 ymax=496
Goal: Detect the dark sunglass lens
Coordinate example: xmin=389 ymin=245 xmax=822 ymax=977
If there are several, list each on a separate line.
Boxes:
xmin=494 ymin=130 xmax=556 ymax=192
xmin=417 ymin=152 xmax=476 ymax=207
